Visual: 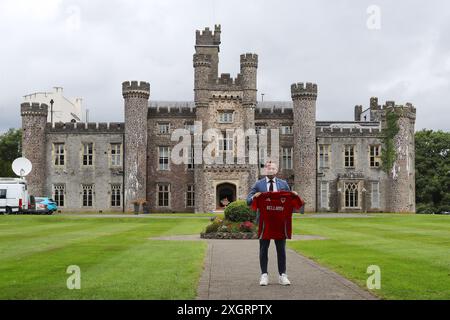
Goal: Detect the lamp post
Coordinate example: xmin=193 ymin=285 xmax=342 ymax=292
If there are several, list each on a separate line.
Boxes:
xmin=50 ymin=99 xmax=54 ymax=126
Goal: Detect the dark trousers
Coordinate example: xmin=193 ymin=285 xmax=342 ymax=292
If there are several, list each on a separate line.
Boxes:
xmin=259 ymin=239 xmax=286 ymax=275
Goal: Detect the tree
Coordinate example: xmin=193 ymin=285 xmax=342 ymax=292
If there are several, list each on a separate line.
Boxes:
xmin=0 ymin=128 xmax=22 ymax=177
xmin=415 ymin=129 xmax=450 ymax=214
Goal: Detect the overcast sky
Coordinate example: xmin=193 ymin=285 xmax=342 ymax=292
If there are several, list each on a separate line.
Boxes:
xmin=0 ymin=0 xmax=449 ymax=133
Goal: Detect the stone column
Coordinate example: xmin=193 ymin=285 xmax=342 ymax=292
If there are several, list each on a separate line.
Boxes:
xmin=291 ymin=82 xmax=318 ymax=212
xmin=122 ymin=81 xmax=150 ymax=211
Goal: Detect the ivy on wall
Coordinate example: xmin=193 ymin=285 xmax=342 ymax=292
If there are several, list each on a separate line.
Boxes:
xmin=381 ymin=110 xmax=399 ymax=174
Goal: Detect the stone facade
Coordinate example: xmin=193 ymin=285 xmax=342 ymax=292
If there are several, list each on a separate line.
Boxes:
xmin=21 ymin=102 xmax=48 ymax=197
xmin=20 ymin=25 xmax=416 ymax=213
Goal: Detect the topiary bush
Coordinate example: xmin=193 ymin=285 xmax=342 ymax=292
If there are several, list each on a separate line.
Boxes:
xmin=205 ymin=221 xmax=221 ymax=233
xmin=224 ymin=200 xmax=256 ymax=222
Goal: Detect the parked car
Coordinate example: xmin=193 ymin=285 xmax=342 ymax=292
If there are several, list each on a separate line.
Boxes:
xmin=34 ymin=197 xmax=57 ymax=214
xmin=0 ymin=178 xmax=29 ymax=214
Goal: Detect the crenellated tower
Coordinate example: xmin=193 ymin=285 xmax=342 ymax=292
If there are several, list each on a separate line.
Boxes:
xmin=192 ymin=25 xmax=259 ymax=213
xmin=291 ymin=82 xmax=318 ymax=212
xmin=195 ymin=24 xmax=221 ymax=81
xmin=382 ymin=101 xmax=416 ymax=212
xmin=240 ymin=53 xmax=258 ymax=129
xmin=21 ymin=102 xmax=48 ymax=196
xmin=122 ymin=81 xmax=150 ymax=211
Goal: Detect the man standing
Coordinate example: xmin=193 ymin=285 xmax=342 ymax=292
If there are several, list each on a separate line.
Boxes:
xmin=247 ymin=160 xmax=297 ymax=286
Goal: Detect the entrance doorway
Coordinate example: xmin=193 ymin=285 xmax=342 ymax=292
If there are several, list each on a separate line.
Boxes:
xmin=216 ymin=183 xmax=237 ymax=209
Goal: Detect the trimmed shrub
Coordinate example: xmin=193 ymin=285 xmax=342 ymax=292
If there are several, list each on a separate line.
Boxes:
xmin=205 ymin=221 xmax=221 ymax=233
xmin=224 ymin=200 xmax=256 ymax=222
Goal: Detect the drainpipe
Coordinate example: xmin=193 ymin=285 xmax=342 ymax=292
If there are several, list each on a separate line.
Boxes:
xmin=122 ymin=130 xmax=125 ymax=213
xmin=315 ymin=137 xmax=319 ymax=212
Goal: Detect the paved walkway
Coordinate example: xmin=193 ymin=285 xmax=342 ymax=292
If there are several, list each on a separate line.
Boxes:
xmin=150 ymin=235 xmax=377 ymax=300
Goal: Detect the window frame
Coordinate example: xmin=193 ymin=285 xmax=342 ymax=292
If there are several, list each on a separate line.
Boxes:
xmin=320 ymin=181 xmax=329 ymax=209
xmin=110 ymin=143 xmax=122 ymax=167
xmin=371 ymin=181 xmax=380 ymax=209
xmin=344 ymin=182 xmax=360 ymax=209
xmin=282 ymin=147 xmax=293 ymax=170
xmin=53 ymin=184 xmax=65 ymax=207
xmin=157 ymin=183 xmax=170 ymax=208
xmin=369 ymin=145 xmax=382 ymax=168
xmin=82 ymin=184 xmax=94 ymax=207
xmin=344 ymin=145 xmax=355 ymax=168
xmin=82 ymin=142 xmax=94 ymax=167
xmin=157 ymin=122 xmax=171 ymax=135
xmin=218 ymin=111 xmax=234 ymax=124
xmin=280 ymin=125 xmax=293 ymax=135
xmin=53 ymin=143 xmax=65 ymax=166
xmin=319 ymin=144 xmax=331 ymax=169
xmin=158 ymin=146 xmax=170 ymax=171
xmin=186 ymin=184 xmax=195 ymax=208
xmin=111 ymin=184 xmax=122 ymax=207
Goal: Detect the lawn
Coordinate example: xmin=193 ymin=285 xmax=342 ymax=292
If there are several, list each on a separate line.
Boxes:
xmin=1 ymin=214 xmax=449 ymax=300
xmin=0 ymin=215 xmax=207 ymax=299
xmin=289 ymin=214 xmax=450 ymax=300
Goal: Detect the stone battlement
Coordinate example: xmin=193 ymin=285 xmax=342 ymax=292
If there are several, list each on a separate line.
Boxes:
xmin=316 ymin=125 xmax=382 ymax=137
xmin=47 ymin=122 xmax=124 ymax=133
xmin=195 ymin=25 xmax=221 ymax=46
xmin=240 ymin=53 xmax=258 ymax=68
xmin=209 ymin=73 xmax=244 ymax=90
xmin=122 ymin=81 xmax=150 ymax=98
xmin=255 ymin=106 xmax=293 ymax=119
xmin=20 ymin=102 xmax=48 ymax=116
xmin=216 ymin=73 xmax=235 ymax=85
xmin=148 ymin=106 xmax=196 ymax=118
xmin=291 ymin=82 xmax=318 ymax=99
xmin=382 ymin=101 xmax=416 ymax=119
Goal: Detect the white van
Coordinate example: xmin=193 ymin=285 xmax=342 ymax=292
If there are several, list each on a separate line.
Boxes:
xmin=0 ymin=178 xmax=29 ymax=214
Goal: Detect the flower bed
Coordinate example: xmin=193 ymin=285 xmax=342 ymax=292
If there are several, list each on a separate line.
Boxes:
xmin=200 ymin=232 xmax=258 ymax=239
xmin=201 ymin=202 xmax=258 ymax=239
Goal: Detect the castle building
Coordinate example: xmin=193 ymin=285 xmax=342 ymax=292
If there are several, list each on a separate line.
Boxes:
xmin=20 ymin=25 xmax=416 ymax=213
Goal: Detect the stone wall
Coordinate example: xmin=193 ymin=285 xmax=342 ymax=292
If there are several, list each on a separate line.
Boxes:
xmin=44 ymin=128 xmax=124 ymax=211
xmin=122 ymin=81 xmax=150 ymax=211
xmin=21 ymin=103 xmax=48 ymax=196
xmin=291 ymin=83 xmax=318 ymax=212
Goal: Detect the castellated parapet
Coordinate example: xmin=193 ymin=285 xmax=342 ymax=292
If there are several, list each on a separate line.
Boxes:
xmin=291 ymin=82 xmax=318 ymax=100
xmin=47 ymin=122 xmax=124 ymax=132
xmin=291 ymin=82 xmax=318 ymax=212
xmin=122 ymin=81 xmax=150 ymax=211
xmin=122 ymin=81 xmax=150 ymax=99
xmin=195 ymin=25 xmax=220 ymax=80
xmin=384 ymin=102 xmax=416 ymax=120
xmin=240 ymin=53 xmax=258 ymax=68
xmin=195 ymin=25 xmax=221 ymax=46
xmin=21 ymin=102 xmax=49 ymax=116
xmin=21 ymin=102 xmax=48 ymax=197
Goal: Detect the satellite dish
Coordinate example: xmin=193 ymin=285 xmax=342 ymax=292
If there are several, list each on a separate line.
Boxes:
xmin=12 ymin=157 xmax=32 ymax=178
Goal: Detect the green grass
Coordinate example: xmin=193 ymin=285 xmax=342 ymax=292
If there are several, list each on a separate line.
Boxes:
xmin=288 ymin=214 xmax=450 ymax=300
xmin=0 ymin=216 xmax=207 ymax=299
xmin=1 ymin=214 xmax=449 ymax=300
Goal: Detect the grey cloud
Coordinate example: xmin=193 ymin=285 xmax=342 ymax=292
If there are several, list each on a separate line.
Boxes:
xmin=1 ymin=0 xmax=449 ymax=133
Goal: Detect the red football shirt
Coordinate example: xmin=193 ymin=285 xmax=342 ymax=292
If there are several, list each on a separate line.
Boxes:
xmin=251 ymin=191 xmax=304 ymax=240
